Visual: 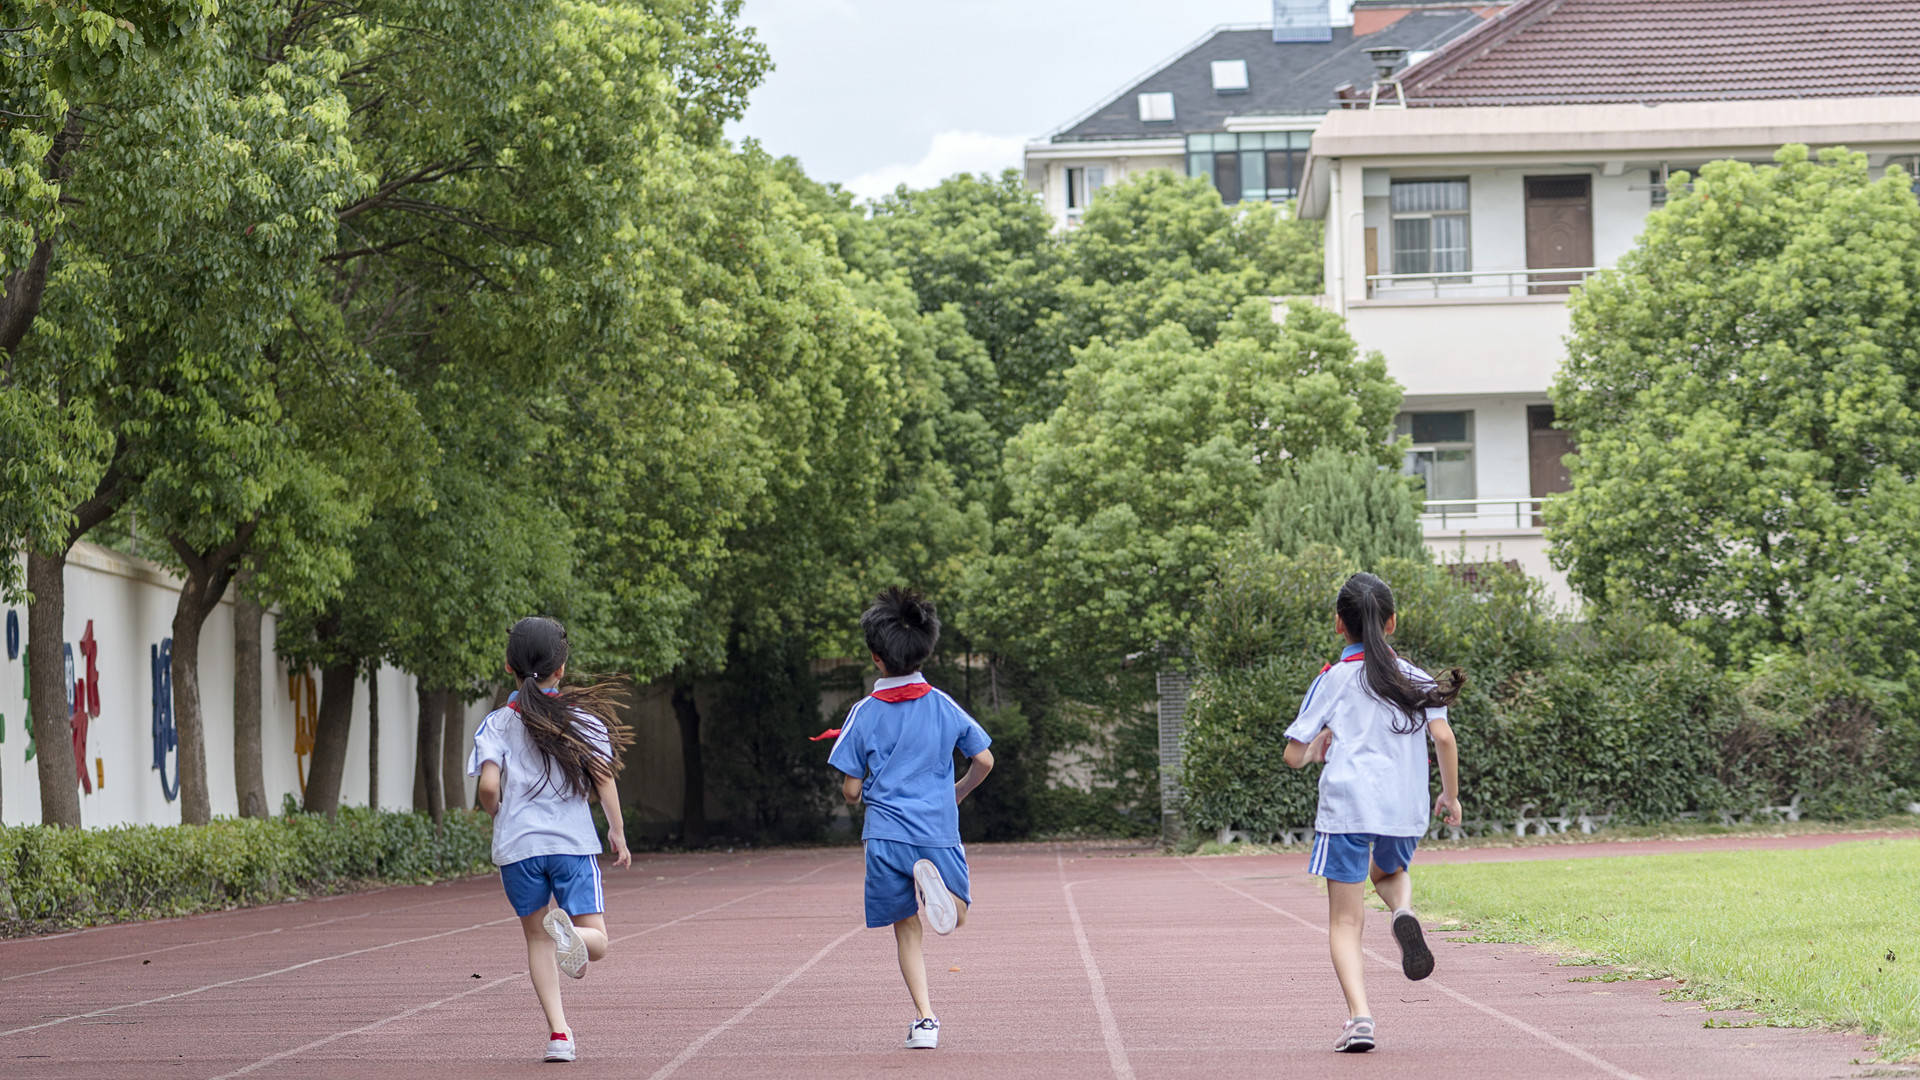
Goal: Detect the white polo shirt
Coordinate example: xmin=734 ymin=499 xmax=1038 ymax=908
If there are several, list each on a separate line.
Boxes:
xmin=1283 ymin=643 xmax=1449 ymax=838
xmin=467 ymin=696 xmax=611 ymax=866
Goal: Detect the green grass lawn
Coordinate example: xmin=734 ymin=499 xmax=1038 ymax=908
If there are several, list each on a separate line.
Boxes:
xmin=1413 ymin=838 xmax=1920 ymax=1061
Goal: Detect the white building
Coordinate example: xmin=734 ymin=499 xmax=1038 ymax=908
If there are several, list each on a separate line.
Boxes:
xmin=1022 ymin=1 xmax=1507 ymax=229
xmin=1298 ymin=0 xmax=1920 ymax=604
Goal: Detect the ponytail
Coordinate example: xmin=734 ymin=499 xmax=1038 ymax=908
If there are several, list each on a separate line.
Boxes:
xmin=506 ymin=617 xmax=635 ymax=800
xmin=1334 ymin=573 xmax=1465 ymax=735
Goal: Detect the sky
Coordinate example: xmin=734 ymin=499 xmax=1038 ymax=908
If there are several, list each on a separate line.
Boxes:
xmin=731 ymin=0 xmax=1354 ymax=200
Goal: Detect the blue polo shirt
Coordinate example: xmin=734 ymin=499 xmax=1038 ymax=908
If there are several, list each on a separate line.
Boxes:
xmin=828 ymin=673 xmax=992 ymax=847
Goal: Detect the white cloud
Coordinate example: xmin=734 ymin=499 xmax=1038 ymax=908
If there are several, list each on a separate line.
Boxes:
xmin=843 ymin=131 xmax=1030 ymax=201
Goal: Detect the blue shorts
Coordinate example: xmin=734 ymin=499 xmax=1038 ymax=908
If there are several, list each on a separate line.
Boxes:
xmin=1308 ymin=832 xmax=1419 ymax=884
xmin=500 ymin=854 xmax=604 ymax=918
xmin=864 ymin=839 xmax=970 ymax=928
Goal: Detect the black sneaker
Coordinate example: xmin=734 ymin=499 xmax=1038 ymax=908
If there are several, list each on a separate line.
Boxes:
xmin=1393 ymin=909 xmax=1434 ymax=981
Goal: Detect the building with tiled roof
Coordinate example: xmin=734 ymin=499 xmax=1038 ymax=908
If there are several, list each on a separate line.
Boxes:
xmin=1022 ymin=1 xmax=1509 ymax=228
xmin=1393 ymin=0 xmax=1920 ymax=106
xmin=1296 ymin=0 xmax=1920 ymax=602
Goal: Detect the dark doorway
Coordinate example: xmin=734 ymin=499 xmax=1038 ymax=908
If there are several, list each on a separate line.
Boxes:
xmin=1525 ymin=175 xmax=1593 ymax=295
xmin=1528 ymin=405 xmax=1573 ymax=524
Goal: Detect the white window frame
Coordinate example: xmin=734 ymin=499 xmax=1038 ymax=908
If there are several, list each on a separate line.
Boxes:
xmin=1065 ymin=165 xmax=1109 ymax=211
xmin=1137 ymin=92 xmax=1175 ymax=122
xmin=1210 ymin=60 xmax=1249 ymax=93
xmin=1389 ymin=178 xmax=1471 ymax=278
xmin=1397 ymin=411 xmax=1475 ymax=501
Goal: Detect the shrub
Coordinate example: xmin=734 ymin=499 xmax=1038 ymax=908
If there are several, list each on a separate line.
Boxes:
xmin=0 ymin=808 xmax=494 ymax=935
xmin=1179 ymin=546 xmax=1899 ymax=837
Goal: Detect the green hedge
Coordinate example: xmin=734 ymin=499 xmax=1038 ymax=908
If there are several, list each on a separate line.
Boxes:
xmin=0 ymin=806 xmax=494 ymax=935
xmin=1180 ymin=545 xmax=1911 ymax=837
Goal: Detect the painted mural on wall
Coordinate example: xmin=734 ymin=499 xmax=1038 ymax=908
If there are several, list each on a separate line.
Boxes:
xmin=291 ymin=668 xmax=318 ymax=796
xmin=152 ymin=638 xmax=177 ymax=801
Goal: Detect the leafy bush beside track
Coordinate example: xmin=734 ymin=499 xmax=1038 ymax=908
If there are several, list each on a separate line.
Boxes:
xmin=0 ymin=807 xmax=494 ymax=935
xmin=1180 ymin=546 xmax=1913 ymax=838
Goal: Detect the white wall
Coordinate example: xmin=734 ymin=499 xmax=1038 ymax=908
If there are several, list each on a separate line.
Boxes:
xmin=1 ymin=543 xmax=486 ymax=827
xmin=1038 ymin=153 xmax=1185 ymax=228
xmin=1347 ymin=298 xmax=1571 ymax=397
xmin=1428 ymin=531 xmax=1576 ymax=611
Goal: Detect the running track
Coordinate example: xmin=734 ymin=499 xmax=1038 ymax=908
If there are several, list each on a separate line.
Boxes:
xmin=0 ymin=837 xmax=1901 ymax=1079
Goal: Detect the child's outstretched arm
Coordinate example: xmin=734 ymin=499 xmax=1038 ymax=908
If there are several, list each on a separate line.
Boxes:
xmin=1429 ymin=717 xmax=1462 ymax=825
xmin=477 ymin=762 xmax=503 ymax=815
xmin=595 ymin=770 xmax=631 ymax=868
xmin=955 ymin=748 xmax=994 ymax=804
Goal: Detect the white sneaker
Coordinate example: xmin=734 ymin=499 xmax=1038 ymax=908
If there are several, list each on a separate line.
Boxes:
xmin=544 ymin=908 xmax=588 ymax=979
xmin=912 ymin=860 xmax=958 ymax=935
xmin=545 ymin=1032 xmax=577 ymax=1062
xmin=904 ymin=1016 xmax=940 ymax=1049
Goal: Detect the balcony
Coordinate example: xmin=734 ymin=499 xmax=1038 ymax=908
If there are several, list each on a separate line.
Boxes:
xmin=1366 ymin=266 xmax=1602 ymax=301
xmin=1421 ymin=496 xmax=1550 ymax=533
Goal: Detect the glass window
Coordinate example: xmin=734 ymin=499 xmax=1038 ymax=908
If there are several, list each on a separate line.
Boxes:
xmin=1186 ymin=131 xmax=1312 ymax=205
xmin=1138 ymin=92 xmax=1175 ymax=122
xmin=1065 ymin=166 xmax=1109 ymax=211
xmin=1390 ymin=178 xmax=1470 ymax=276
xmin=1396 ymin=411 xmax=1475 ymax=500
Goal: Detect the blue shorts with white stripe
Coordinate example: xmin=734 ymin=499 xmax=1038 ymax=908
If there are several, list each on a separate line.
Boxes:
xmin=1307 ymin=832 xmax=1418 ymax=884
xmin=500 ymin=853 xmax=604 ymax=917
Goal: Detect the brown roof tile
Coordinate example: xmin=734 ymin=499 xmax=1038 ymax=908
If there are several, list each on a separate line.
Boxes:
xmin=1396 ymin=0 xmax=1920 ymax=105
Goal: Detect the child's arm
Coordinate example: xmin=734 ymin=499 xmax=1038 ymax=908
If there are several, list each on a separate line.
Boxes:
xmin=595 ymin=770 xmax=631 ymax=868
xmin=476 ymin=762 xmax=503 ymax=815
xmin=841 ymin=774 xmax=863 ymax=805
xmin=1282 ymin=729 xmax=1332 ymax=769
xmin=1429 ymin=717 xmax=1462 ymax=825
xmin=955 ymin=748 xmax=994 ymax=804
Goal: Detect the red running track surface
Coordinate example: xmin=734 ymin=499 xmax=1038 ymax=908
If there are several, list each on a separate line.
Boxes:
xmin=0 ymin=837 xmax=1898 ymax=1079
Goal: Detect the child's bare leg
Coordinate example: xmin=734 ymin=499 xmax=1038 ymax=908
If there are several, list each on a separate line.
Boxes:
xmin=953 ymin=897 xmax=969 ymax=929
xmin=1370 ymin=863 xmax=1411 ymax=913
xmin=892 ymin=915 xmax=934 ymax=1018
xmin=519 ymin=909 xmax=569 ymax=1034
xmin=571 ymin=912 xmax=609 ymax=961
xmin=1327 ymin=881 xmax=1371 ymax=1018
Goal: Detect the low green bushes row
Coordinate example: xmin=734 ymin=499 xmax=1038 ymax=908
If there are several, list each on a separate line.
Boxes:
xmin=1180 ymin=545 xmax=1915 ymax=838
xmin=0 ymin=805 xmax=494 ymax=934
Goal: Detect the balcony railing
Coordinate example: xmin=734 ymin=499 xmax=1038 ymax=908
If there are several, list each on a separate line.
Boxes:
xmin=1421 ymin=497 xmax=1551 ymax=529
xmin=1366 ymin=266 xmax=1602 ymax=299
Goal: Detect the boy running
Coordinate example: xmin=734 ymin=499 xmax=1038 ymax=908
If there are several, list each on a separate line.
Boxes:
xmin=828 ymin=587 xmax=994 ymax=1050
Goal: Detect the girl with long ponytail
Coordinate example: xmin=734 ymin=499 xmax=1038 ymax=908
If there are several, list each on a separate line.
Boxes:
xmin=469 ymin=616 xmax=635 ymax=1063
xmin=1281 ymin=572 xmax=1465 ymax=1054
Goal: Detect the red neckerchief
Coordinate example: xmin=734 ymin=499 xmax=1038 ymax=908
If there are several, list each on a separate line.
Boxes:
xmin=1319 ymin=651 xmax=1365 ymax=674
xmin=809 ymin=679 xmax=933 ymax=741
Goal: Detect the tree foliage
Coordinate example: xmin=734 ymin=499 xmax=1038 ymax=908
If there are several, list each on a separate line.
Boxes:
xmin=989 ymin=299 xmax=1398 ymax=665
xmin=1551 ymin=146 xmax=1920 ymax=681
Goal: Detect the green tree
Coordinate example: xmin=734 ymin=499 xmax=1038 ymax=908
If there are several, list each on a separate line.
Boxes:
xmin=1550 ymin=145 xmax=1920 ymax=678
xmin=1 ymin=1 xmax=358 ymax=825
xmin=989 ymin=298 xmax=1400 ymax=667
xmin=1046 ymin=172 xmax=1321 ymax=363
xmin=1251 ymin=446 xmax=1427 ymax=570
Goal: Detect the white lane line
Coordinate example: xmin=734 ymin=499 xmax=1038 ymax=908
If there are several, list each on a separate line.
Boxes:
xmin=609 ymin=860 xmax=841 ymax=946
xmin=1179 ymin=859 xmax=1644 ymax=1080
xmin=1057 ymin=853 xmax=1136 ymax=1080
xmin=0 ymin=857 xmax=753 ymax=1036
xmin=206 ymin=858 xmax=851 ymax=1078
xmin=205 ymin=973 xmax=523 ymax=1079
xmin=647 ymin=925 xmax=863 ymax=1080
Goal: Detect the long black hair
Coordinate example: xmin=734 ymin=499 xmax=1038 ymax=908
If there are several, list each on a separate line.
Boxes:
xmin=1335 ymin=573 xmax=1465 ymax=734
xmin=505 ymin=616 xmax=634 ymax=800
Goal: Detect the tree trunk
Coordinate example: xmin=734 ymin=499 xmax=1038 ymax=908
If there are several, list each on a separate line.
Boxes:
xmin=232 ymin=590 xmax=266 ymax=819
xmin=672 ymin=679 xmax=706 ymax=846
xmin=415 ymin=686 xmax=445 ymax=822
xmin=366 ymin=665 xmax=380 ymax=810
xmin=167 ymin=521 xmax=259 ymax=826
xmin=412 ymin=685 xmax=429 ymax=811
xmin=0 ymin=111 xmax=80 ymax=357
xmin=303 ymin=661 xmax=357 ymax=814
xmin=441 ymin=691 xmax=466 ymax=813
xmin=26 ymin=551 xmax=81 ymax=828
